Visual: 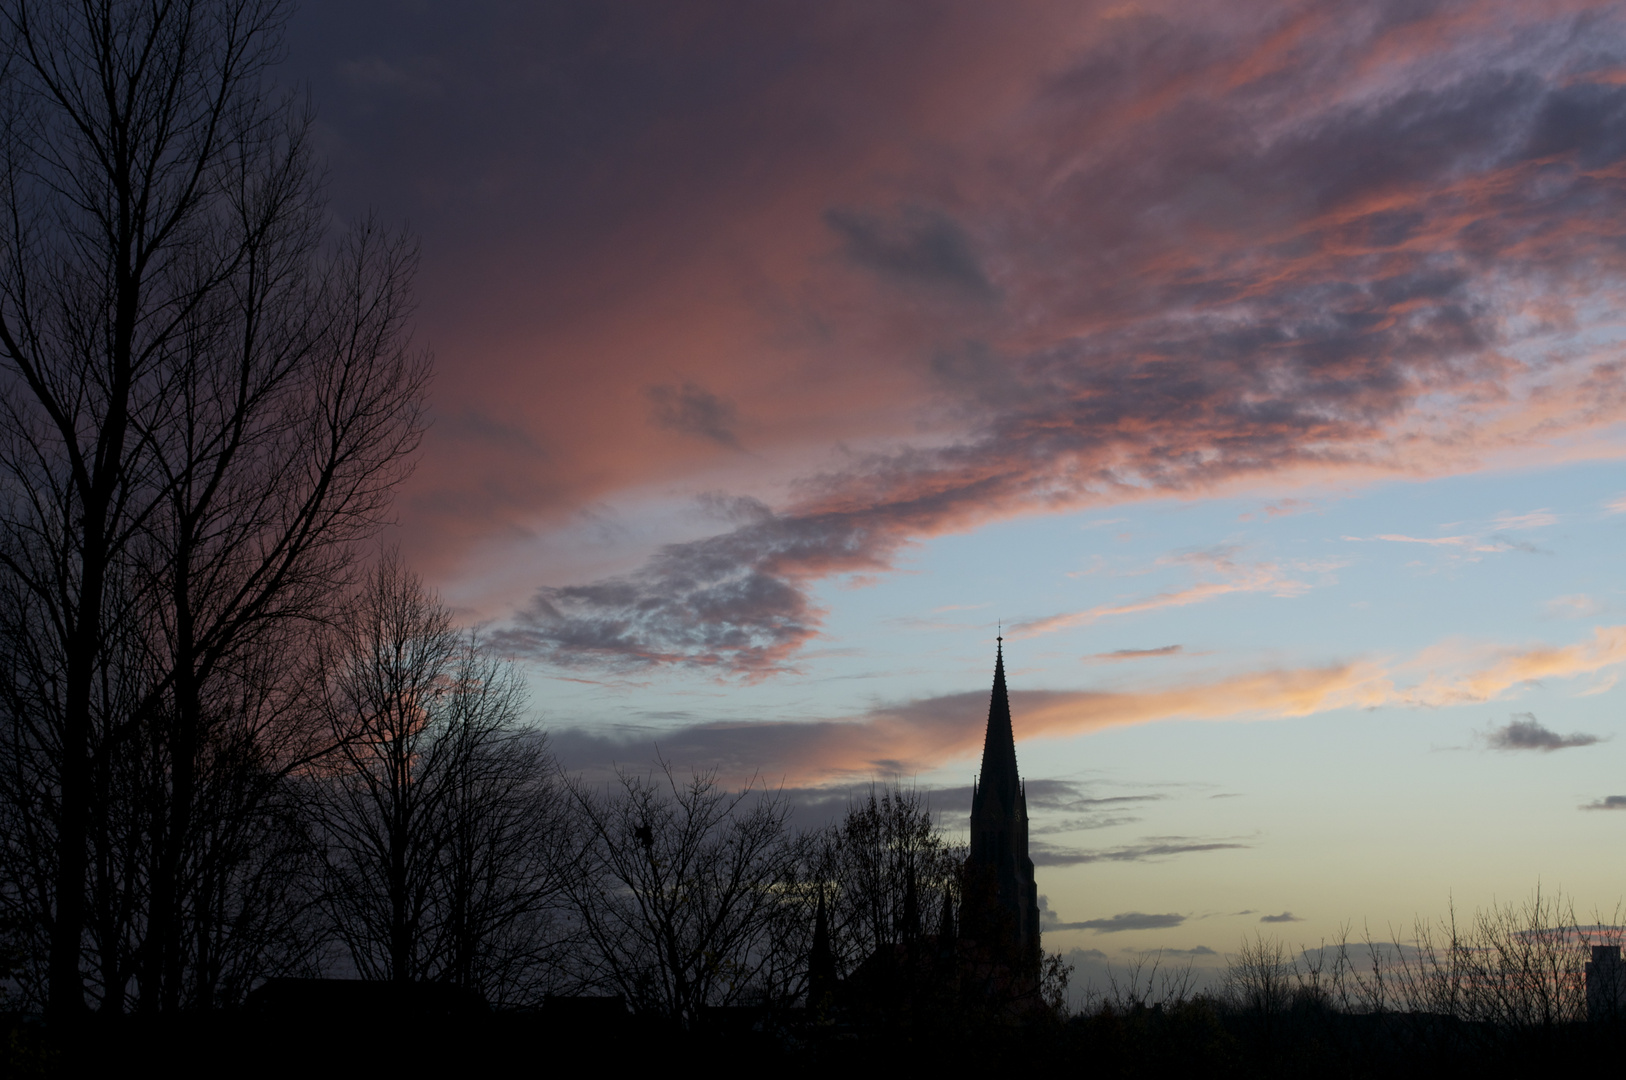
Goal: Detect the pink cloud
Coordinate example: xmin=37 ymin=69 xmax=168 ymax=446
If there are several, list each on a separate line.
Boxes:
xmin=291 ymin=4 xmax=1626 ymax=663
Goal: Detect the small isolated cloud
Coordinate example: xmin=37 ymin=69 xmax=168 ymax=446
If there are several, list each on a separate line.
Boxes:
xmin=647 ymin=382 xmax=742 ymax=449
xmin=1582 ymin=796 xmax=1626 ymax=811
xmin=824 ymin=204 xmax=994 ymax=297
xmin=1085 ymin=645 xmax=1183 ymax=663
xmin=1264 ymin=499 xmax=1316 ymax=519
xmin=1493 ymin=510 xmax=1557 ymax=531
xmin=1487 ymin=713 xmax=1600 ymax=752
xmin=1063 ymin=912 xmax=1186 ymax=934
xmin=1260 ymin=912 xmax=1303 ymax=924
xmin=1547 ymin=594 xmax=1604 ymax=619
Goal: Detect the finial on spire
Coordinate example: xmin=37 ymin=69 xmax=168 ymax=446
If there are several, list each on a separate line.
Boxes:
xmin=997 ymin=619 xmax=1002 ymax=645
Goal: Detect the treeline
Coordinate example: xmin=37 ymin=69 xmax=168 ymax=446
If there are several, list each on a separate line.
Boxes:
xmin=1059 ymin=891 xmax=1626 ymax=1078
xmin=0 ymin=0 xmax=977 ymax=1022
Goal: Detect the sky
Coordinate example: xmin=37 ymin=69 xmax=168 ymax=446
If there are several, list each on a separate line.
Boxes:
xmin=284 ymin=0 xmax=1626 ymax=986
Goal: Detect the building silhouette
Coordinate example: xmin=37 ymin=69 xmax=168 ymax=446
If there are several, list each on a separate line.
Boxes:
xmin=959 ymin=636 xmax=1041 ymax=978
xmin=812 ymin=638 xmax=1042 ymax=1019
xmin=1587 ymin=945 xmax=1626 ymax=1022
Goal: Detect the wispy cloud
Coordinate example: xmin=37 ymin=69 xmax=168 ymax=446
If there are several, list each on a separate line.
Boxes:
xmin=1343 ymin=510 xmax=1555 ymax=562
xmin=1367 ymin=533 xmax=1478 ymax=547
xmin=1547 ymin=594 xmax=1604 ymax=619
xmin=1015 ymin=548 xmax=1308 ymax=639
xmin=1260 ymin=911 xmax=1304 ymax=924
xmin=1239 ymin=498 xmax=1318 ymax=522
xmin=1348 ymin=533 xmax=1523 ymax=556
xmin=1493 ymin=510 xmax=1557 ymax=531
xmin=1578 ymin=675 xmax=1618 ymax=698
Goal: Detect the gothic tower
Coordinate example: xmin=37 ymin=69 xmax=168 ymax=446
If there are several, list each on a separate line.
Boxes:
xmin=960 ymin=636 xmax=1040 ymax=972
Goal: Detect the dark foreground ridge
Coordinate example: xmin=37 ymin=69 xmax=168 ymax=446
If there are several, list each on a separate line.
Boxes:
xmin=5 ymin=989 xmax=1625 ymax=1079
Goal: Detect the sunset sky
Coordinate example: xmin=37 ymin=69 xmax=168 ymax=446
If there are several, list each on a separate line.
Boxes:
xmin=286 ymin=1 xmax=1626 ymax=979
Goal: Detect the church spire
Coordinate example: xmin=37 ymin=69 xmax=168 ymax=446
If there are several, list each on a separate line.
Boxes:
xmin=976 ymin=634 xmax=1020 ymax=814
xmin=962 ymin=632 xmax=1041 ymax=974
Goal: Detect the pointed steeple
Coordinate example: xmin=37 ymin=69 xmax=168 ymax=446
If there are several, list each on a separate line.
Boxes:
xmin=975 ymin=634 xmax=1020 ymax=814
xmin=962 ymin=632 xmax=1041 ymax=975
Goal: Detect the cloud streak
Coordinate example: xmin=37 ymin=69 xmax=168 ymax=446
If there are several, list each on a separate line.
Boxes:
xmin=1033 ymin=839 xmax=1251 ymax=867
xmin=1085 ymin=645 xmax=1185 ymax=662
xmin=1051 ymin=912 xmax=1188 ymax=934
xmin=1015 ymin=548 xmax=1309 ymax=638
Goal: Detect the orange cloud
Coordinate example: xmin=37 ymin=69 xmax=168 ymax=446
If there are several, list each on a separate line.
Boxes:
xmin=1405 ymin=626 xmax=1626 ymax=707
xmin=554 ymin=625 xmax=1626 ymax=787
xmin=552 ymin=663 xmax=1393 ymax=787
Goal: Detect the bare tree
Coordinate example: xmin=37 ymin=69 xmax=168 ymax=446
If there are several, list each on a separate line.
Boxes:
xmin=313 ymin=555 xmax=571 ymax=1002
xmin=811 ymin=785 xmax=963 ymax=977
xmin=1380 ymin=889 xmax=1596 ymax=1046
xmin=434 ymin=638 xmax=576 ymax=1006
xmin=567 ymin=763 xmax=799 ymax=1022
xmin=0 ymin=0 xmax=428 ymax=1014
xmin=1223 ymin=931 xmax=1297 ymax=1049
xmin=133 ymin=217 xmax=425 ymax=1011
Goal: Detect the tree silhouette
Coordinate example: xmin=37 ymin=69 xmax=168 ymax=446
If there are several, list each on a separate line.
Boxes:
xmin=566 ymin=763 xmax=799 ymax=1023
xmin=311 ymin=554 xmax=571 ymax=1002
xmin=0 ymin=0 xmax=427 ymax=1014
